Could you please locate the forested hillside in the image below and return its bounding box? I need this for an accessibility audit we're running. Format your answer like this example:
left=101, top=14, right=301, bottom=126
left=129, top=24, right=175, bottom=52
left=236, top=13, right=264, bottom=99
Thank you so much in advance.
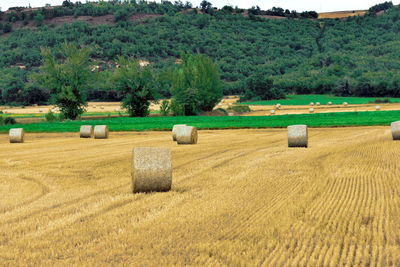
left=0, top=1, right=399, bottom=105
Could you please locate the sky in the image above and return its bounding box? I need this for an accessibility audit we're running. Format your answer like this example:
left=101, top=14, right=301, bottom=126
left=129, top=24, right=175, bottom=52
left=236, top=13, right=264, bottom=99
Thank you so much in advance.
left=1, top=0, right=399, bottom=13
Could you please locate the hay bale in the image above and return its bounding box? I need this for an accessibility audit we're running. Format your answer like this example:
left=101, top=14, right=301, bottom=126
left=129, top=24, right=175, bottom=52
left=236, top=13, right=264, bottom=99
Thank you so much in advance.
left=94, top=125, right=109, bottom=139
left=115, top=108, right=120, bottom=112
left=229, top=103, right=233, bottom=107
left=218, top=103, right=222, bottom=107
left=80, top=125, right=93, bottom=138
left=391, top=121, right=400, bottom=140
left=343, top=102, right=348, bottom=106
left=176, top=126, right=198, bottom=145
left=221, top=99, right=225, bottom=103
left=327, top=101, right=332, bottom=105
left=276, top=103, right=281, bottom=109
left=228, top=112, right=234, bottom=116
left=376, top=105, right=380, bottom=111
left=93, top=104, right=97, bottom=108
left=288, top=125, right=308, bottom=148
left=270, top=110, right=275, bottom=115
left=101, top=106, right=104, bottom=110
left=309, top=108, right=314, bottom=113
left=316, top=102, right=320, bottom=106
left=9, top=128, right=24, bottom=143
left=39, top=109, right=43, bottom=113
left=132, top=147, right=172, bottom=193
left=172, top=124, right=187, bottom=141
left=310, top=102, right=314, bottom=106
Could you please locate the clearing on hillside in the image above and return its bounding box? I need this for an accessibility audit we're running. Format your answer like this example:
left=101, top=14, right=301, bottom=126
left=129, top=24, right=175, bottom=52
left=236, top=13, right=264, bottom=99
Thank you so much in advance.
left=0, top=127, right=400, bottom=265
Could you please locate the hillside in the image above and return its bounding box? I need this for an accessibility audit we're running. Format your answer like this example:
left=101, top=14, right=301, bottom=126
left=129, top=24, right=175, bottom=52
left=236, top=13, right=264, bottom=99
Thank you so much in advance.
left=0, top=1, right=399, bottom=105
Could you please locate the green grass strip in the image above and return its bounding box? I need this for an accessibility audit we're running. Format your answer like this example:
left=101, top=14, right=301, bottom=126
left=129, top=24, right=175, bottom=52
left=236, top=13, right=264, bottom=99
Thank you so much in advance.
left=1, top=110, right=400, bottom=133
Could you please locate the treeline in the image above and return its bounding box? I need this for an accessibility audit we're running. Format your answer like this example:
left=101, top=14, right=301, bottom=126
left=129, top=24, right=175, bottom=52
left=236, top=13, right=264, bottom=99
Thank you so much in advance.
left=368, top=1, right=393, bottom=15
left=0, top=2, right=399, bottom=106
left=248, top=6, right=318, bottom=19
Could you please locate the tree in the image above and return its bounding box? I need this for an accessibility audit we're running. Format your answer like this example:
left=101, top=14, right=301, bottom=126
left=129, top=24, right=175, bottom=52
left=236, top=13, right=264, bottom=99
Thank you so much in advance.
left=112, top=56, right=155, bottom=117
left=171, top=53, right=222, bottom=115
left=33, top=13, right=45, bottom=27
left=241, top=70, right=285, bottom=101
left=37, top=42, right=92, bottom=120
left=200, top=0, right=212, bottom=14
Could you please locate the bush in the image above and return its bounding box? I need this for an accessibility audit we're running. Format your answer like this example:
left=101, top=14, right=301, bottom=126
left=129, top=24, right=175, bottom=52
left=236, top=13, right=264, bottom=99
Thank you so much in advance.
left=0, top=116, right=4, bottom=126
left=5, top=117, right=16, bottom=125
left=45, top=110, right=57, bottom=122
left=227, top=105, right=251, bottom=114
left=372, top=98, right=391, bottom=104
left=160, top=99, right=170, bottom=116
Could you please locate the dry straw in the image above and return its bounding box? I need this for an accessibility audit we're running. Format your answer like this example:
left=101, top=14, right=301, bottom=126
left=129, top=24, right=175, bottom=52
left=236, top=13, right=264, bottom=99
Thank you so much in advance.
left=288, top=125, right=308, bottom=147
left=94, top=125, right=109, bottom=139
left=132, top=147, right=172, bottom=193
left=9, top=128, right=24, bottom=143
left=391, top=121, right=400, bottom=140
left=80, top=125, right=93, bottom=138
left=176, top=126, right=198, bottom=144
left=172, top=124, right=187, bottom=141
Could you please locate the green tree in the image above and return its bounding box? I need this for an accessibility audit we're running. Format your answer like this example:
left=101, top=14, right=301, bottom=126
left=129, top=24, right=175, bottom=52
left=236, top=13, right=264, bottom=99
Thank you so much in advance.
left=33, top=13, right=45, bottom=27
left=171, top=53, right=222, bottom=115
left=37, top=42, right=92, bottom=120
left=241, top=70, right=285, bottom=101
left=112, top=56, right=155, bottom=117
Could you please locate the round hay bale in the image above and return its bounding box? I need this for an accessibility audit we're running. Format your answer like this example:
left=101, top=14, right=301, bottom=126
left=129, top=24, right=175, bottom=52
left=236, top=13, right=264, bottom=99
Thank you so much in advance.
left=172, top=124, right=187, bottom=141
left=93, top=104, right=97, bottom=108
left=229, top=103, right=233, bottom=107
left=228, top=112, right=234, bottom=116
left=288, top=125, right=308, bottom=148
left=276, top=103, right=281, bottom=109
left=343, top=102, right=348, bottom=106
left=221, top=99, right=225, bottom=103
left=94, top=125, right=109, bottom=139
left=309, top=108, right=314, bottom=113
left=270, top=110, right=275, bottom=115
left=80, top=125, right=93, bottom=138
left=310, top=102, right=314, bottom=106
left=100, top=106, right=104, bottom=110
left=132, top=147, right=172, bottom=193
left=376, top=105, right=380, bottom=111
left=176, top=126, right=198, bottom=145
left=218, top=103, right=222, bottom=107
left=316, top=102, right=320, bottom=106
left=327, top=101, right=332, bottom=105
left=391, top=121, right=400, bottom=140
left=115, top=108, right=120, bottom=112
left=39, top=109, right=43, bottom=113
left=9, top=128, right=24, bottom=143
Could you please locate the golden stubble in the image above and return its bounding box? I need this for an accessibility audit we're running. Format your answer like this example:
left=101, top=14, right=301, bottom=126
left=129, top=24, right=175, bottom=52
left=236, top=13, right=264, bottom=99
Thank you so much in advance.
left=0, top=127, right=399, bottom=265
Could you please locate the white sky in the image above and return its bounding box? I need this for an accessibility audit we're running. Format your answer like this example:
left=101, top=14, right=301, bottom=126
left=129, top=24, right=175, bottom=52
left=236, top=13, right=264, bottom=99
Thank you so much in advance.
left=0, top=0, right=399, bottom=12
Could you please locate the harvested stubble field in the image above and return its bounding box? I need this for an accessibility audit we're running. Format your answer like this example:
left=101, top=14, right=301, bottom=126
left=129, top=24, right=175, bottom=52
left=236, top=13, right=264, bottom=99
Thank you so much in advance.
left=1, top=127, right=400, bottom=265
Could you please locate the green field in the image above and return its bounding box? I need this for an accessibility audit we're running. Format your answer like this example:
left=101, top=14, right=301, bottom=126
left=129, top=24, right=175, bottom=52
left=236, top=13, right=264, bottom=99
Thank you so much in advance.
left=1, top=110, right=400, bottom=133
left=242, top=95, right=400, bottom=106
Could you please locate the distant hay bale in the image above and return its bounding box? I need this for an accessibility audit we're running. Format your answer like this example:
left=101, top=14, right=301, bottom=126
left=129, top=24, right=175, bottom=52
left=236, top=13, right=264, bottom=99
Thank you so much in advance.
left=228, top=112, right=234, bottom=116
left=93, top=104, right=97, bottom=108
left=288, top=125, right=308, bottom=148
left=309, top=108, right=314, bottom=113
left=172, top=124, right=187, bottom=141
left=80, top=125, right=93, bottom=138
left=9, top=128, right=24, bottom=143
left=101, top=106, right=104, bottom=110
left=276, top=103, right=281, bottom=109
left=310, top=102, right=314, bottom=106
left=132, top=147, right=172, bottom=193
left=229, top=103, right=233, bottom=107
left=218, top=103, right=222, bottom=107
left=176, top=126, right=198, bottom=145
left=115, top=108, right=120, bottom=112
left=94, top=125, right=109, bottom=139
left=343, top=102, right=348, bottom=106
left=221, top=99, right=225, bottom=103
left=270, top=110, right=275, bottom=115
left=327, top=101, right=332, bottom=105
left=316, top=102, right=320, bottom=106
left=39, top=109, right=43, bottom=113
left=376, top=105, right=380, bottom=110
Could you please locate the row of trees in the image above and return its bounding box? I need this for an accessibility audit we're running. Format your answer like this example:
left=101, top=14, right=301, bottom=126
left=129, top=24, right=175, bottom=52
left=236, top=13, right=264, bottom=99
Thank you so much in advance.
left=24, top=42, right=222, bottom=119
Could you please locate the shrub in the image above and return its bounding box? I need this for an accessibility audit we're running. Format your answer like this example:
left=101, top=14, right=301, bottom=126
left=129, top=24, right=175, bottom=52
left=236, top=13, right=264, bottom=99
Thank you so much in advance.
left=45, top=110, right=57, bottom=122
left=160, top=99, right=170, bottom=116
left=0, top=116, right=4, bottom=126
left=372, top=98, right=390, bottom=103
left=227, top=105, right=251, bottom=114
left=5, top=117, right=16, bottom=125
